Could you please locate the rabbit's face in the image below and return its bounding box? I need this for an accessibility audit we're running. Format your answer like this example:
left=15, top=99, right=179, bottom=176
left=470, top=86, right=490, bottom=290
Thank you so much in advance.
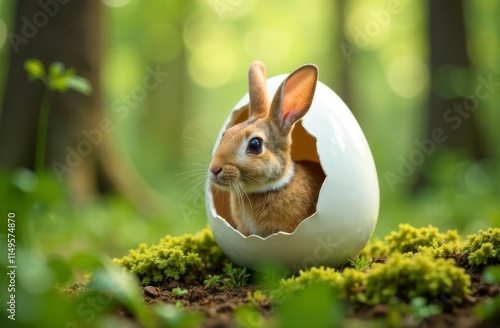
left=209, top=61, right=317, bottom=196
left=208, top=118, right=292, bottom=194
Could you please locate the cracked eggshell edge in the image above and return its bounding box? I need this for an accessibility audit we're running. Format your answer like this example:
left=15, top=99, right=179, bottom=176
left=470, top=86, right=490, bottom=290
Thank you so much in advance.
left=206, top=74, right=380, bottom=271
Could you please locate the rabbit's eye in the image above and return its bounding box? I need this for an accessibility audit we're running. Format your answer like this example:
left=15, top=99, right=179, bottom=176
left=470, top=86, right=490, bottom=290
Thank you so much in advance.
left=247, top=137, right=263, bottom=154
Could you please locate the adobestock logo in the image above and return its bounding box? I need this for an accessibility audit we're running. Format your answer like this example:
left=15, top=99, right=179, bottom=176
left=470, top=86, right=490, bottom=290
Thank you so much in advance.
left=51, top=120, right=116, bottom=182
left=8, top=0, right=71, bottom=53
left=385, top=70, right=500, bottom=192
left=385, top=130, right=448, bottom=192
left=110, top=66, right=168, bottom=120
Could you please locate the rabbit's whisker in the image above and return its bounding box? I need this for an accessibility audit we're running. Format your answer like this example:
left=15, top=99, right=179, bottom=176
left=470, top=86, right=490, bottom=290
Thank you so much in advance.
left=171, top=169, right=207, bottom=183
left=182, top=135, right=210, bottom=150
left=180, top=176, right=207, bottom=194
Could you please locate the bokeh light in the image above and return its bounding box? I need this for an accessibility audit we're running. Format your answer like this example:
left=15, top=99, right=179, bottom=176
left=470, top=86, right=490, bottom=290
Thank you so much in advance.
left=386, top=55, right=428, bottom=98
left=243, top=27, right=291, bottom=63
left=187, top=42, right=237, bottom=88
left=184, top=15, right=239, bottom=88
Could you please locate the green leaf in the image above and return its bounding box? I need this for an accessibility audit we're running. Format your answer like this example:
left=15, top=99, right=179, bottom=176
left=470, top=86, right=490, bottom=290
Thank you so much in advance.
left=409, top=296, right=441, bottom=319
left=48, top=75, right=69, bottom=92
left=11, top=167, right=38, bottom=193
left=67, top=75, right=93, bottom=95
left=24, top=59, right=46, bottom=80
left=82, top=252, right=157, bottom=328
left=275, top=283, right=346, bottom=328
left=484, top=266, right=500, bottom=284
left=62, top=67, right=76, bottom=78
left=154, top=303, right=204, bottom=328
left=475, top=296, right=500, bottom=320
left=234, top=305, right=264, bottom=328
left=47, top=64, right=76, bottom=92
left=69, top=250, right=108, bottom=271
left=46, top=255, right=73, bottom=285
left=172, top=287, right=188, bottom=297
left=49, top=61, right=65, bottom=78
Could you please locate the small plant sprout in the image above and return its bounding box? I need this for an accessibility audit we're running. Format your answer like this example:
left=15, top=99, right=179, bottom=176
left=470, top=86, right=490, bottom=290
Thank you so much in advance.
left=247, top=290, right=268, bottom=307
left=172, top=287, right=188, bottom=298
left=475, top=266, right=500, bottom=320
left=222, top=262, right=250, bottom=289
left=408, top=296, right=442, bottom=320
left=203, top=275, right=221, bottom=288
left=24, top=59, right=92, bottom=177
left=349, top=255, right=372, bottom=270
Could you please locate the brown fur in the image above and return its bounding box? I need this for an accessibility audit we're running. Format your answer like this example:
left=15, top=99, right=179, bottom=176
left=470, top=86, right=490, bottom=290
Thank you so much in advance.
left=230, top=160, right=324, bottom=237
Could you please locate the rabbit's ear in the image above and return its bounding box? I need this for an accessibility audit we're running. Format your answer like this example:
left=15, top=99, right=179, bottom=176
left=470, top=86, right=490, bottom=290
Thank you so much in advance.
left=270, top=64, right=318, bottom=133
left=248, top=61, right=269, bottom=118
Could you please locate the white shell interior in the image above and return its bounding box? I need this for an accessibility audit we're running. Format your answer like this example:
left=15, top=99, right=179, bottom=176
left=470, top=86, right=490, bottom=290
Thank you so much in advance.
left=206, top=74, right=380, bottom=271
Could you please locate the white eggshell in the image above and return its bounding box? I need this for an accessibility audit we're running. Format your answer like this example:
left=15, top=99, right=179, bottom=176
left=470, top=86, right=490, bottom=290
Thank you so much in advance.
left=206, top=73, right=379, bottom=271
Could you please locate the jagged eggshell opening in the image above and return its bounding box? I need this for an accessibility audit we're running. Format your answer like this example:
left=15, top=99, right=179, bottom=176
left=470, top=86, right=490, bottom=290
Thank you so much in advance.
left=206, top=74, right=379, bottom=271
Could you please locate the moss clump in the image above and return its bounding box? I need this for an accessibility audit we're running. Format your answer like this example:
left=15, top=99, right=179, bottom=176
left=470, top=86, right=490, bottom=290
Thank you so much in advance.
left=368, top=225, right=500, bottom=267
left=360, top=253, right=470, bottom=304
left=463, top=228, right=500, bottom=266
left=114, top=223, right=493, bottom=310
left=361, top=238, right=390, bottom=258
left=114, top=227, right=227, bottom=286
left=277, top=254, right=471, bottom=305
left=417, top=241, right=461, bottom=258
left=278, top=266, right=342, bottom=295
left=384, top=224, right=460, bottom=255
left=277, top=224, right=499, bottom=307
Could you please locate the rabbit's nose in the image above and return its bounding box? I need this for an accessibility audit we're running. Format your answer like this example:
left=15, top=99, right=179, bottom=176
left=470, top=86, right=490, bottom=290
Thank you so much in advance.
left=209, top=166, right=222, bottom=177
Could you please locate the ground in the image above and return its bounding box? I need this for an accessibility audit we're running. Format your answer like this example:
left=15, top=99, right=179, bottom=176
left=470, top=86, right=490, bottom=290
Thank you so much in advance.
left=116, top=256, right=500, bottom=328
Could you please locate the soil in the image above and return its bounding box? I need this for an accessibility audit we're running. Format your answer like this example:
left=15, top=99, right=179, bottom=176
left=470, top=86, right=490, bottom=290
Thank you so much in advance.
left=121, top=257, right=500, bottom=328
left=140, top=280, right=272, bottom=328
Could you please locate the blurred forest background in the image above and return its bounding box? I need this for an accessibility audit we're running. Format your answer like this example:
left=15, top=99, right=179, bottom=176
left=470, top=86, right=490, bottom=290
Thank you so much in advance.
left=0, top=0, right=499, bottom=326
left=0, top=0, right=499, bottom=265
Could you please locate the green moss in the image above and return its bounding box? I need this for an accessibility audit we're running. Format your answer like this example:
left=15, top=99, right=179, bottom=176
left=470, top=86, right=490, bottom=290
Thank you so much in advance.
left=113, top=227, right=227, bottom=286
left=384, top=224, right=460, bottom=255
left=361, top=238, right=390, bottom=258
left=277, top=254, right=470, bottom=305
left=463, top=228, right=500, bottom=266
left=338, top=268, right=366, bottom=301
left=362, top=224, right=460, bottom=259
left=361, top=253, right=470, bottom=304
left=278, top=224, right=488, bottom=306
left=278, top=266, right=342, bottom=295
left=417, top=241, right=461, bottom=258
left=114, top=223, right=494, bottom=309
left=361, top=225, right=500, bottom=268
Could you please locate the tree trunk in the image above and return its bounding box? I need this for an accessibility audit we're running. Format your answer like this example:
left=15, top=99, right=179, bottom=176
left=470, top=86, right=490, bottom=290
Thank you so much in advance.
left=414, top=0, right=488, bottom=190
left=0, top=0, right=161, bottom=211
left=335, top=0, right=356, bottom=117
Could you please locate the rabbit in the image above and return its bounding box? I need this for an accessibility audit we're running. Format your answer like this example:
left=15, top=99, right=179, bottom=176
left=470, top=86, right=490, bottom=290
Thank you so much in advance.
left=208, top=61, right=325, bottom=237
